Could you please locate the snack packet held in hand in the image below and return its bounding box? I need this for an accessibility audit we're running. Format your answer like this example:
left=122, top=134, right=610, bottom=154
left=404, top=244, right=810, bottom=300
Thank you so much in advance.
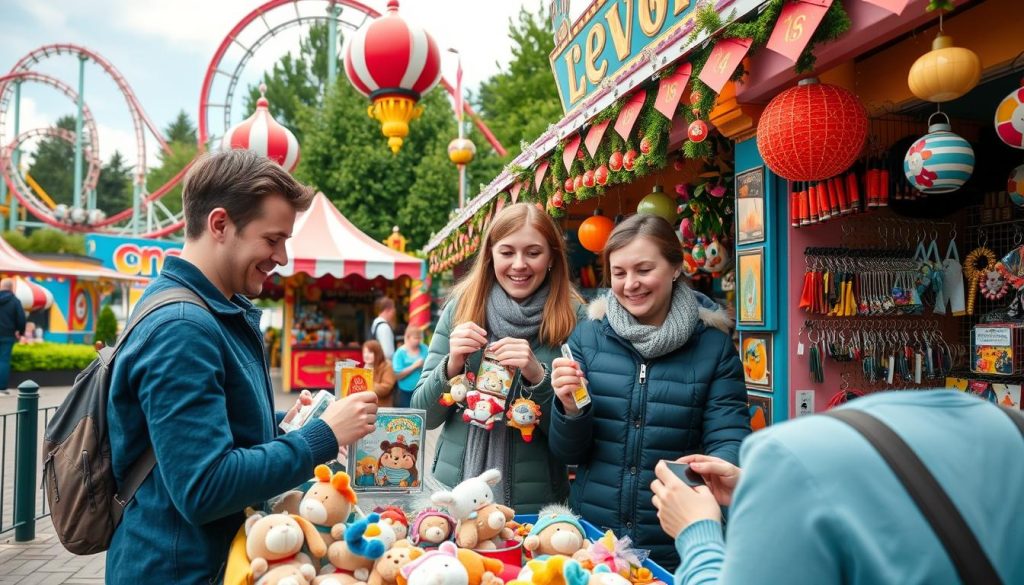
left=280, top=389, right=335, bottom=432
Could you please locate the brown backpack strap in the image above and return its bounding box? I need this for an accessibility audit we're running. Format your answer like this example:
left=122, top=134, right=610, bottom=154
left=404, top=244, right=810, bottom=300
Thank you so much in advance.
left=111, top=287, right=208, bottom=517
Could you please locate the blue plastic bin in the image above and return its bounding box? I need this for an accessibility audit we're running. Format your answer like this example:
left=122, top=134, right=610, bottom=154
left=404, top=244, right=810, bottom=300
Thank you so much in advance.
left=514, top=514, right=672, bottom=584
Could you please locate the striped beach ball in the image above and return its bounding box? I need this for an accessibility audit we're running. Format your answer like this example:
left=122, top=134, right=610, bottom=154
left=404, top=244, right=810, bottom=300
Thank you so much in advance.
left=904, top=113, right=974, bottom=194
left=222, top=84, right=300, bottom=172
left=1009, top=164, right=1024, bottom=207
left=995, top=86, right=1024, bottom=150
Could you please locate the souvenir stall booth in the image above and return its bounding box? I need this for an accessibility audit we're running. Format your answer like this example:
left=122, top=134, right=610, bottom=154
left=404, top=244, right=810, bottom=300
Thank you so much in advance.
left=271, top=192, right=425, bottom=393
left=0, top=234, right=141, bottom=343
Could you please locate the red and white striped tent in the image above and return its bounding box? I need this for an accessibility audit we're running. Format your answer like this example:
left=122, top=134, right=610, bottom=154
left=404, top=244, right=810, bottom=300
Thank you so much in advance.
left=275, top=192, right=424, bottom=280
left=0, top=234, right=140, bottom=282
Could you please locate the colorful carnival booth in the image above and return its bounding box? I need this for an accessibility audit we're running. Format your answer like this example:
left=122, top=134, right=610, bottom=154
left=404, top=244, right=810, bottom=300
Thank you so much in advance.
left=424, top=0, right=1023, bottom=427
left=0, top=234, right=142, bottom=343
left=271, top=192, right=428, bottom=392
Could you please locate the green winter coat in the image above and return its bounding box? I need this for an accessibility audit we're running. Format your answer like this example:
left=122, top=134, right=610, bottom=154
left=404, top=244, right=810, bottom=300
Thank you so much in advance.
left=411, top=297, right=586, bottom=513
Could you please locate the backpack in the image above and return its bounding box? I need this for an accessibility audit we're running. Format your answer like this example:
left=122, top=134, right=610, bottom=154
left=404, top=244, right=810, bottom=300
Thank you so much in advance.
left=41, top=287, right=206, bottom=554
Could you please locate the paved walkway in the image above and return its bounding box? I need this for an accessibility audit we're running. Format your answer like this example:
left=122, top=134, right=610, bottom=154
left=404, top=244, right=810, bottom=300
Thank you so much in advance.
left=0, top=369, right=435, bottom=583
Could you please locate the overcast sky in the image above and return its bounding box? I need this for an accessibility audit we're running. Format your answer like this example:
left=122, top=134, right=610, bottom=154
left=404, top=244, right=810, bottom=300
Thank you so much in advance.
left=1, top=0, right=586, bottom=174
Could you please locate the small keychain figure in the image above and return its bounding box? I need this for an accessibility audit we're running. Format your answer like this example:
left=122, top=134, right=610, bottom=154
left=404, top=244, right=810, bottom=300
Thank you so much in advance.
left=506, top=396, right=542, bottom=442
left=439, top=372, right=473, bottom=407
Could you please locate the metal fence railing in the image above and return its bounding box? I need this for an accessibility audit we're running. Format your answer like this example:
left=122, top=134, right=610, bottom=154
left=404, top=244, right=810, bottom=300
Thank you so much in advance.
left=0, top=381, right=54, bottom=541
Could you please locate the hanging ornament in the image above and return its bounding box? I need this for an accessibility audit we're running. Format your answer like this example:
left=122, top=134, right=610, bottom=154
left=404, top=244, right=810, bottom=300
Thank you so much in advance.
left=681, top=246, right=700, bottom=277
left=963, top=246, right=998, bottom=315
left=578, top=210, right=615, bottom=253
left=907, top=33, right=981, bottom=103
left=583, top=169, right=596, bottom=188
left=690, top=90, right=702, bottom=116
left=691, top=237, right=707, bottom=267
left=564, top=177, right=576, bottom=193
left=688, top=120, right=709, bottom=143
left=903, top=112, right=975, bottom=195
left=701, top=237, right=732, bottom=275
left=994, top=85, right=1024, bottom=150
left=637, top=185, right=678, bottom=224
left=680, top=217, right=695, bottom=241
left=448, top=138, right=476, bottom=165
left=980, top=268, right=1009, bottom=301
left=574, top=176, right=584, bottom=192
left=1008, top=163, right=1024, bottom=206
left=609, top=151, right=624, bottom=171
left=595, top=164, right=609, bottom=186
left=640, top=136, right=653, bottom=154
left=757, top=78, right=868, bottom=181
left=223, top=84, right=301, bottom=172
left=551, top=190, right=564, bottom=208
left=623, top=149, right=638, bottom=171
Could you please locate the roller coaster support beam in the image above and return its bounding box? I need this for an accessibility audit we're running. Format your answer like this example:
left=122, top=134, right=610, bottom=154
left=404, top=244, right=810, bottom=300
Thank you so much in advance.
left=7, top=81, right=22, bottom=231
left=327, top=2, right=340, bottom=89
left=73, top=55, right=87, bottom=210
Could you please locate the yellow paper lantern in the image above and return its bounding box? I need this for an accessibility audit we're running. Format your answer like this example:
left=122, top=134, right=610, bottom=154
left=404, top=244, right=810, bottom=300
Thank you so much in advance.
left=448, top=137, right=476, bottom=165
left=907, top=33, right=981, bottom=103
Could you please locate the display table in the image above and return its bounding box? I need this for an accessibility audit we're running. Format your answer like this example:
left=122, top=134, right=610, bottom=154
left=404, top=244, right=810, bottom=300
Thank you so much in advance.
left=289, top=346, right=363, bottom=390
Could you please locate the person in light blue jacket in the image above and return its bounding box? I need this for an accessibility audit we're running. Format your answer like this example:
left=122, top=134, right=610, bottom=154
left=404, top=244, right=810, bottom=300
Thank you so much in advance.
left=650, top=390, right=1024, bottom=585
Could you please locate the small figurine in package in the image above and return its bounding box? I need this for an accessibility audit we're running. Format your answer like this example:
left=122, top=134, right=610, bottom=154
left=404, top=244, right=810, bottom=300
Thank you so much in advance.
left=476, top=352, right=515, bottom=398
left=348, top=408, right=427, bottom=493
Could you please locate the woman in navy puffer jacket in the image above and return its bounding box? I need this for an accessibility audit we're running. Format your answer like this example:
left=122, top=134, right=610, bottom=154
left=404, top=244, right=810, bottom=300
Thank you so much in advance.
left=549, top=214, right=751, bottom=571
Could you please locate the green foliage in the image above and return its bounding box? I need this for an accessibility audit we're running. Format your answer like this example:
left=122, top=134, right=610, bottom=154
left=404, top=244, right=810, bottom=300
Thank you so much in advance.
left=95, top=305, right=118, bottom=347
left=26, top=115, right=77, bottom=203
left=96, top=150, right=134, bottom=216
left=164, top=110, right=198, bottom=144
left=11, top=343, right=97, bottom=372
left=3, top=228, right=84, bottom=254
left=145, top=141, right=197, bottom=217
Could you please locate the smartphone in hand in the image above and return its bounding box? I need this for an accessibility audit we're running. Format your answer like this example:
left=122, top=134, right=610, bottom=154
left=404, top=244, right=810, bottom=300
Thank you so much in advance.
left=664, top=461, right=706, bottom=488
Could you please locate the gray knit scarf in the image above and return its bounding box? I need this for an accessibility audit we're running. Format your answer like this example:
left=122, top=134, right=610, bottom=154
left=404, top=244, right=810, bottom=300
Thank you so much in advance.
left=462, top=280, right=549, bottom=504
left=605, top=282, right=700, bottom=359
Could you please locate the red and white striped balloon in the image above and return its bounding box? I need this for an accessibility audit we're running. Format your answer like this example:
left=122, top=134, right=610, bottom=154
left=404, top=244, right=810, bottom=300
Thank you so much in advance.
left=343, top=0, right=441, bottom=100
left=222, top=84, right=300, bottom=172
left=13, top=277, right=53, bottom=312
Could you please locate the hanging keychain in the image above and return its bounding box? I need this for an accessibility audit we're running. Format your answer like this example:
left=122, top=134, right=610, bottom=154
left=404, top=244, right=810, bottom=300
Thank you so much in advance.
left=506, top=390, right=542, bottom=443
left=808, top=327, right=824, bottom=384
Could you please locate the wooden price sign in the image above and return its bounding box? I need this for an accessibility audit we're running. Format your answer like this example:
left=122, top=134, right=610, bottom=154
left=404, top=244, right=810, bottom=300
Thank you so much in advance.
left=765, top=0, right=833, bottom=63
left=654, top=63, right=692, bottom=120
left=697, top=38, right=752, bottom=94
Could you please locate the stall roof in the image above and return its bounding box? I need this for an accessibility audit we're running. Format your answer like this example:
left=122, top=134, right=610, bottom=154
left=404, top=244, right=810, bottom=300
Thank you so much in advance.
left=1, top=235, right=141, bottom=281
left=275, top=192, right=424, bottom=281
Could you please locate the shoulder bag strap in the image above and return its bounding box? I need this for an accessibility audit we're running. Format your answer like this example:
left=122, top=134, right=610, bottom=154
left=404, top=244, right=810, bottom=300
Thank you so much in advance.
left=825, top=409, right=1003, bottom=585
left=112, top=287, right=209, bottom=524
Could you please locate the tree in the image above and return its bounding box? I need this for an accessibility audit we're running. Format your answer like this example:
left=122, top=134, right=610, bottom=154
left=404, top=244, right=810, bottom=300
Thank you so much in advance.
left=475, top=6, right=563, bottom=161
left=164, top=110, right=197, bottom=144
left=95, top=150, right=134, bottom=216
left=95, top=305, right=118, bottom=346
left=26, top=115, right=77, bottom=205
left=144, top=112, right=199, bottom=216
left=2, top=228, right=85, bottom=255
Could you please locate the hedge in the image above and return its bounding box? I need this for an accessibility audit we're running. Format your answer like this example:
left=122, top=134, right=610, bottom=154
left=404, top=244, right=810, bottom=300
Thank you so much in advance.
left=11, top=343, right=97, bottom=372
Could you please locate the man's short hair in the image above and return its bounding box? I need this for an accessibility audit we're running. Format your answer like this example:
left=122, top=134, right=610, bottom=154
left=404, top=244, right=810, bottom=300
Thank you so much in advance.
left=376, top=297, right=395, bottom=314
left=0, top=278, right=13, bottom=291
left=182, top=150, right=315, bottom=240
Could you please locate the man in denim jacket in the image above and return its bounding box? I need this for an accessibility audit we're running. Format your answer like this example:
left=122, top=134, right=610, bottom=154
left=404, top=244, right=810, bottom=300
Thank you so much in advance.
left=107, top=150, right=379, bottom=583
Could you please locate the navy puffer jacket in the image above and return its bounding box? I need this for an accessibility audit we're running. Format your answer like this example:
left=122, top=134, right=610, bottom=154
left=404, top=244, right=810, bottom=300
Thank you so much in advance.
left=548, top=292, right=751, bottom=571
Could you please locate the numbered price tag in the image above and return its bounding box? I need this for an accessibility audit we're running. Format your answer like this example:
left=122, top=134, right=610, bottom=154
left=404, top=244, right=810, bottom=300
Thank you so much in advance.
left=766, top=0, right=833, bottom=63
left=654, top=64, right=691, bottom=120
left=697, top=38, right=752, bottom=94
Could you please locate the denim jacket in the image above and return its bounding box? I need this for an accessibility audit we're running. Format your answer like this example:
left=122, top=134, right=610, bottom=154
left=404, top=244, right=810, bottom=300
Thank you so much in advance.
left=107, top=256, right=338, bottom=583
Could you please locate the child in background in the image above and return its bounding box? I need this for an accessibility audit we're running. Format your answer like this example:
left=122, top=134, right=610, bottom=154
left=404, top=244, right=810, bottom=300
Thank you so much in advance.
left=392, top=326, right=427, bottom=408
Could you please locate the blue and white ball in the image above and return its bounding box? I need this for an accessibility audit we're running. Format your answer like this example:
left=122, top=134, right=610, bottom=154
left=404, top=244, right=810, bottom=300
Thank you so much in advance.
left=903, top=120, right=974, bottom=195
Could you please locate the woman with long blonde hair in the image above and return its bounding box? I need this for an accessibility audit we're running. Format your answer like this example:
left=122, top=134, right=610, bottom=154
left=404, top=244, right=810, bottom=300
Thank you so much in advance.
left=412, top=203, right=584, bottom=511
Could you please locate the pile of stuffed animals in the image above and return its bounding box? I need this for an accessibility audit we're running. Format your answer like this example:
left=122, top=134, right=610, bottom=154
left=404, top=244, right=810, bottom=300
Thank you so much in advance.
left=226, top=468, right=667, bottom=585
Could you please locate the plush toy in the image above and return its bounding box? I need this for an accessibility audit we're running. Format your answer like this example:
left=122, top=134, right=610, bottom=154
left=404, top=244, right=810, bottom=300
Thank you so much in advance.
left=573, top=531, right=647, bottom=578
left=410, top=509, right=457, bottom=547
left=440, top=374, right=473, bottom=407
left=563, top=561, right=632, bottom=585
left=430, top=469, right=515, bottom=550
left=260, top=563, right=318, bottom=585
left=455, top=547, right=506, bottom=585
left=516, top=556, right=568, bottom=585
left=505, top=398, right=542, bottom=442
left=355, top=457, right=380, bottom=487
left=377, top=439, right=421, bottom=488
left=275, top=465, right=358, bottom=548
left=462, top=391, right=504, bottom=430
left=523, top=504, right=587, bottom=558
left=245, top=513, right=327, bottom=584
left=315, top=513, right=388, bottom=584
left=375, top=506, right=410, bottom=541
left=368, top=540, right=424, bottom=585
left=400, top=542, right=469, bottom=585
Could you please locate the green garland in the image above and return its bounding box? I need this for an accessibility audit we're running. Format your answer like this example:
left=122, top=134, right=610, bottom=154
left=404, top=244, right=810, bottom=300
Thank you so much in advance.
left=431, top=0, right=853, bottom=269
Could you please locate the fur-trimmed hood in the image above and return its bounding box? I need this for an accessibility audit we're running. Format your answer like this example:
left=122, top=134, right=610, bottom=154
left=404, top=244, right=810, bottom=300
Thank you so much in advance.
left=586, top=290, right=734, bottom=335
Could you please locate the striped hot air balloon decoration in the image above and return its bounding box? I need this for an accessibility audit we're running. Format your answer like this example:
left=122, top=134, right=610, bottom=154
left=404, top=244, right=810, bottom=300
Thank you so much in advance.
left=13, top=277, right=54, bottom=312
left=222, top=84, right=300, bottom=172
left=903, top=113, right=974, bottom=195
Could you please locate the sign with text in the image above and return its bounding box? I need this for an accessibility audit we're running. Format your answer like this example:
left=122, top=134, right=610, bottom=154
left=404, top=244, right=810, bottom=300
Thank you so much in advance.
left=614, top=90, right=647, bottom=141
left=697, top=37, right=752, bottom=94
left=585, top=119, right=611, bottom=157
left=85, top=234, right=182, bottom=278
left=550, top=0, right=761, bottom=113
left=654, top=63, right=691, bottom=119
left=765, top=0, right=832, bottom=63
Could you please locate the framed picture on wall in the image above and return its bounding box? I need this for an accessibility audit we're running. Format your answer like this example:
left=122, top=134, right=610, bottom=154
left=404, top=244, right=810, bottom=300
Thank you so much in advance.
left=747, top=393, right=772, bottom=432
left=736, top=166, right=765, bottom=245
left=740, top=332, right=772, bottom=391
left=737, top=247, right=766, bottom=327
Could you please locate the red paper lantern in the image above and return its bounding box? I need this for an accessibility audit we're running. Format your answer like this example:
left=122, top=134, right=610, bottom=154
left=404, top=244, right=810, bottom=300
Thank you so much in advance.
left=564, top=177, right=576, bottom=193
left=623, top=149, right=638, bottom=171
left=757, top=78, right=868, bottom=181
left=609, top=151, right=624, bottom=171
left=578, top=211, right=615, bottom=253
left=595, top=164, right=609, bottom=186
left=640, top=136, right=652, bottom=154
left=688, top=120, right=709, bottom=143
left=552, top=190, right=564, bottom=208
left=583, top=170, right=595, bottom=188
left=574, top=176, right=584, bottom=191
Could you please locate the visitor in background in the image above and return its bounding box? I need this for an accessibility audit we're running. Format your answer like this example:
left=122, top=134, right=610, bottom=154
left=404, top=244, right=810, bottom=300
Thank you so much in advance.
left=0, top=277, right=27, bottom=390
left=392, top=325, right=427, bottom=408
left=363, top=339, right=397, bottom=407
left=412, top=203, right=586, bottom=512
left=372, top=296, right=397, bottom=359
left=549, top=214, right=750, bottom=571
left=651, top=390, right=1024, bottom=584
